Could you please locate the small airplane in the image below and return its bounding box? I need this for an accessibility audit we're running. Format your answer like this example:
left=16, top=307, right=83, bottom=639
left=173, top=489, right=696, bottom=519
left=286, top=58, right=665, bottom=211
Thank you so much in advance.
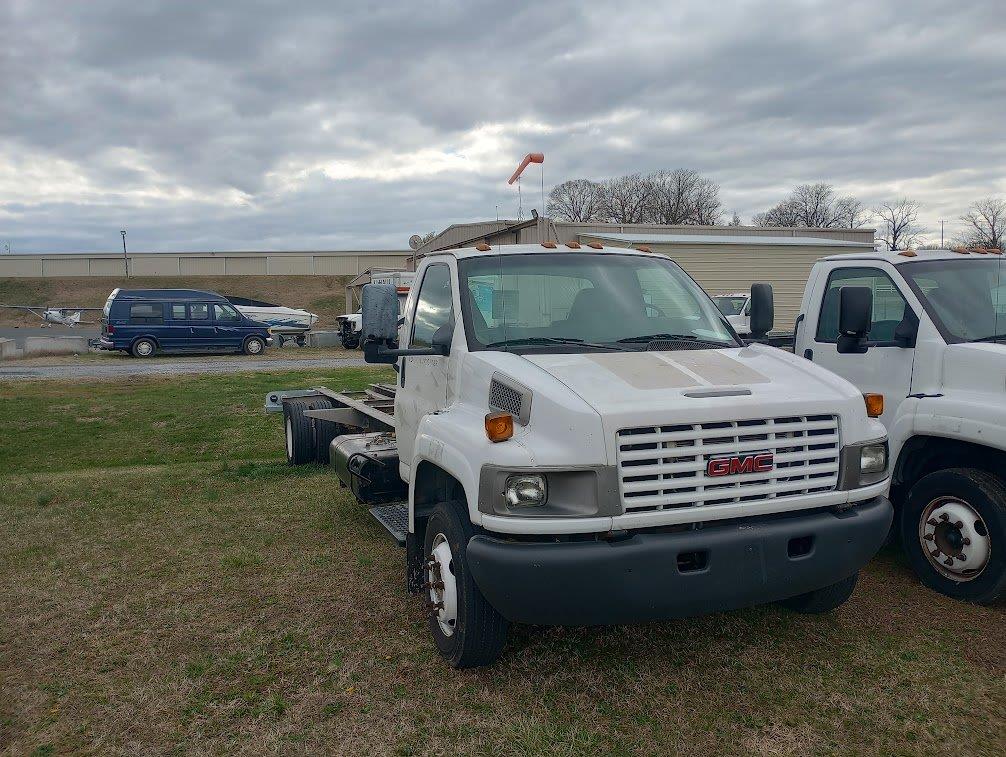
left=0, top=304, right=103, bottom=327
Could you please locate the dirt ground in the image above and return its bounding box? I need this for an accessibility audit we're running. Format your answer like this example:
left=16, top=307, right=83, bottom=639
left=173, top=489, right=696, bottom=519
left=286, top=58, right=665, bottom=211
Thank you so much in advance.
left=0, top=275, right=354, bottom=328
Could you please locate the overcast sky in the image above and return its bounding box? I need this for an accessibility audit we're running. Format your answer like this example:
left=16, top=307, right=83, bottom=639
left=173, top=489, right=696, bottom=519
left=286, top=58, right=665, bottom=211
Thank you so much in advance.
left=1, top=0, right=1004, bottom=253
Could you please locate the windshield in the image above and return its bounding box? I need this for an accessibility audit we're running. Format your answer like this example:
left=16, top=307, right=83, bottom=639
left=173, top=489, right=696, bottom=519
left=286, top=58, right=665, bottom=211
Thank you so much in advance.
left=713, top=296, right=747, bottom=316
left=458, top=253, right=738, bottom=352
left=901, top=258, right=1006, bottom=343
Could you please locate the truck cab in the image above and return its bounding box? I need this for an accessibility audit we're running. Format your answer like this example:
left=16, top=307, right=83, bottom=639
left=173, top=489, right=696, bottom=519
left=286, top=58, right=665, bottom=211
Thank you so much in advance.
left=794, top=249, right=1006, bottom=603
left=361, top=244, right=894, bottom=666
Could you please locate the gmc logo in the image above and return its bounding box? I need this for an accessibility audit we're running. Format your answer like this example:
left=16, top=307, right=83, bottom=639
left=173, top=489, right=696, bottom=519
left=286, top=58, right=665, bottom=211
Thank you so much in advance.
left=707, top=453, right=774, bottom=477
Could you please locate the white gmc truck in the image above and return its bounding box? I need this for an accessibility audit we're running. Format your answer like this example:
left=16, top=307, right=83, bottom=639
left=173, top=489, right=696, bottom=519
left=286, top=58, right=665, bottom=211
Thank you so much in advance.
left=792, top=248, right=1006, bottom=604
left=267, top=243, right=893, bottom=668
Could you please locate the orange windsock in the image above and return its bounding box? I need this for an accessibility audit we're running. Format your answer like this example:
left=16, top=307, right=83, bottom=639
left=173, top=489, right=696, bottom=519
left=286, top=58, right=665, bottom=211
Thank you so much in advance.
left=508, top=153, right=544, bottom=184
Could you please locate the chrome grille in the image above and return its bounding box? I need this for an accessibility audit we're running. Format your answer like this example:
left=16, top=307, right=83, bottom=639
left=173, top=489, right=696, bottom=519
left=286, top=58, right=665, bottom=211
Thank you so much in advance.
left=616, top=415, right=840, bottom=513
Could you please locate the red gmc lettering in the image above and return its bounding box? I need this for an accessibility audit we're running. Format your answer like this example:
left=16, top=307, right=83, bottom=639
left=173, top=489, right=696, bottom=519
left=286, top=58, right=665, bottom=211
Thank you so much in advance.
left=707, top=453, right=774, bottom=477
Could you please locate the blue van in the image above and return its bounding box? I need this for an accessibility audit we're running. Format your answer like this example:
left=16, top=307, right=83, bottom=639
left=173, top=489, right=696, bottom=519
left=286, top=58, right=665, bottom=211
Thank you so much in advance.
left=97, top=288, right=274, bottom=357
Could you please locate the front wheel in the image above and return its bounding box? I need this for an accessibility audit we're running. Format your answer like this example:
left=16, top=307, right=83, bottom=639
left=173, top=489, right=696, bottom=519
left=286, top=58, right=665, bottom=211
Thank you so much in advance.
left=778, top=572, right=858, bottom=613
left=423, top=500, right=508, bottom=668
left=243, top=336, right=266, bottom=355
left=900, top=468, right=1006, bottom=604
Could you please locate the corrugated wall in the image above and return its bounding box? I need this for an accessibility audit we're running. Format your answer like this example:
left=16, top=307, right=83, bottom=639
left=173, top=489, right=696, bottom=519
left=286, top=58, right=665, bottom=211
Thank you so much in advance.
left=0, top=251, right=412, bottom=278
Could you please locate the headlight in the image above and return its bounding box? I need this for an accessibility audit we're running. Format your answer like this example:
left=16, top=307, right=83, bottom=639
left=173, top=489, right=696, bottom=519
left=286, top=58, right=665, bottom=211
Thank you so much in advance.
left=504, top=474, right=548, bottom=507
left=860, top=443, right=887, bottom=474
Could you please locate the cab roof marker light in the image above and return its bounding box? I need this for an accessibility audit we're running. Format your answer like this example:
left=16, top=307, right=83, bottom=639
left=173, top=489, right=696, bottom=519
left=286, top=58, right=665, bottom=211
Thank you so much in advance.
left=586, top=242, right=604, bottom=249
left=898, top=249, right=918, bottom=257
left=565, top=241, right=581, bottom=249
left=541, top=241, right=557, bottom=249
left=475, top=242, right=491, bottom=252
left=635, top=245, right=652, bottom=253
left=952, top=247, right=969, bottom=254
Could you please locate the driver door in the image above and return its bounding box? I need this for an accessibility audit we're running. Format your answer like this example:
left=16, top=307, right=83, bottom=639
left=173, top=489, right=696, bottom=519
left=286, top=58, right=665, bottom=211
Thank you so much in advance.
left=395, top=263, right=454, bottom=478
left=802, top=263, right=917, bottom=429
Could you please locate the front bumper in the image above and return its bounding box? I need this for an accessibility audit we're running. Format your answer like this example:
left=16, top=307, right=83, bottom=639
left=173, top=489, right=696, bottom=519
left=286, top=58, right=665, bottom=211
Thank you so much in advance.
left=467, top=496, right=892, bottom=625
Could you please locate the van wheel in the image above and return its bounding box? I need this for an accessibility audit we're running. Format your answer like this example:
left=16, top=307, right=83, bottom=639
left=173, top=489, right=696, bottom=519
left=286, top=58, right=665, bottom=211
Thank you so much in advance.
left=131, top=338, right=156, bottom=358
left=423, top=499, right=508, bottom=668
left=900, top=468, right=1006, bottom=604
left=243, top=336, right=266, bottom=355
left=779, top=572, right=858, bottom=613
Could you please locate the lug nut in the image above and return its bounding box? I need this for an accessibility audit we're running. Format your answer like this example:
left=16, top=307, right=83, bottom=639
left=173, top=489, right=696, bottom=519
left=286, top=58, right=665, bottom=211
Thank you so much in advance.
left=940, top=513, right=950, bottom=521
left=924, top=533, right=935, bottom=541
left=954, top=520, right=963, bottom=528
left=944, top=557, right=954, bottom=566
left=963, top=537, right=971, bottom=546
left=927, top=518, right=939, bottom=527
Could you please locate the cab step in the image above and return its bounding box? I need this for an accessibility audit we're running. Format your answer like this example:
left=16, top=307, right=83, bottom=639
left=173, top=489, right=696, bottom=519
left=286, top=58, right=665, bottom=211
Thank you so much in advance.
left=369, top=503, right=408, bottom=547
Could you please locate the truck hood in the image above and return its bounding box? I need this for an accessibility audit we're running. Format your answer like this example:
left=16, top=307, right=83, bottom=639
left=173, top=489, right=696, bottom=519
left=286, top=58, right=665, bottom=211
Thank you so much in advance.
left=522, top=345, right=863, bottom=446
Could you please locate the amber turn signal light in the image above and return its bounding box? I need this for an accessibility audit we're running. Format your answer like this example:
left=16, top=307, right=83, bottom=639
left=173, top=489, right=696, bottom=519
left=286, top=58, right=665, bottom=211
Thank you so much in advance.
left=485, top=412, right=514, bottom=442
left=864, top=393, right=884, bottom=418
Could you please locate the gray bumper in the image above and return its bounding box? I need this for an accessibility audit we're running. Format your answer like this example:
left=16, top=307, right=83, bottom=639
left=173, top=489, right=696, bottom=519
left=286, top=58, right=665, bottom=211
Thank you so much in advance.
left=467, top=497, right=893, bottom=625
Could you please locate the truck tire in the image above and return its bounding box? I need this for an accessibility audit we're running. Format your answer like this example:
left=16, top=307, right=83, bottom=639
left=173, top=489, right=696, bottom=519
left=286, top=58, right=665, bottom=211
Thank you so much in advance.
left=130, top=337, right=156, bottom=358
left=314, top=415, right=346, bottom=465
left=283, top=397, right=331, bottom=465
left=423, top=499, right=508, bottom=668
left=243, top=335, right=266, bottom=355
left=778, top=573, right=858, bottom=614
left=341, top=335, right=360, bottom=350
left=899, top=468, right=1006, bottom=604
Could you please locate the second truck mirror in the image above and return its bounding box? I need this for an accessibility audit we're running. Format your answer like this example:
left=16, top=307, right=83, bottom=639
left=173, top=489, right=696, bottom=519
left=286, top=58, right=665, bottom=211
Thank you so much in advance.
left=837, top=286, right=872, bottom=354
left=748, top=283, right=774, bottom=338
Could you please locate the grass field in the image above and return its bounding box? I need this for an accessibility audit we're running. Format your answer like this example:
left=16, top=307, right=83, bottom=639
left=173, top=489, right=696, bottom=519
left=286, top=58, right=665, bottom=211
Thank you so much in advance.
left=0, top=275, right=353, bottom=328
left=1, top=369, right=1004, bottom=755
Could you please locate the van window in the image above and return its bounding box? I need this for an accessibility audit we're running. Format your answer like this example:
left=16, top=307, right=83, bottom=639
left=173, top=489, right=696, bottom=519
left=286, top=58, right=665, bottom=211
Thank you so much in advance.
left=129, top=303, right=163, bottom=325
left=189, top=303, right=209, bottom=320
left=170, top=304, right=187, bottom=320
left=213, top=304, right=241, bottom=322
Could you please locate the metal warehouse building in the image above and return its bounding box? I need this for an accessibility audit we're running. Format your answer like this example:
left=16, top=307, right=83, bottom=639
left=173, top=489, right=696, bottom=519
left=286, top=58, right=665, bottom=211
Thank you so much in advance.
left=415, top=219, right=876, bottom=328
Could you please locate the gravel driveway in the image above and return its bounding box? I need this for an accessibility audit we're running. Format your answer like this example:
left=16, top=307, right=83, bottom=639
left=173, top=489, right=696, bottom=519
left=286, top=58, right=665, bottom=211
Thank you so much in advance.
left=0, top=356, right=367, bottom=380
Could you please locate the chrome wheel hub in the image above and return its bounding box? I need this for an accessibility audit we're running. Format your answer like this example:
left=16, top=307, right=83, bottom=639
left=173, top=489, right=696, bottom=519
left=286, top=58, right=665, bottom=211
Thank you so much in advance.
left=426, top=533, right=458, bottom=636
left=920, top=497, right=991, bottom=581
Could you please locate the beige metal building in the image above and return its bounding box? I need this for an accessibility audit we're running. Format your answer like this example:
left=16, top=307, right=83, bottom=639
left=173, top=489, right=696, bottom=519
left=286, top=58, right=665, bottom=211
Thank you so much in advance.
left=0, top=249, right=411, bottom=278
left=416, top=219, right=876, bottom=328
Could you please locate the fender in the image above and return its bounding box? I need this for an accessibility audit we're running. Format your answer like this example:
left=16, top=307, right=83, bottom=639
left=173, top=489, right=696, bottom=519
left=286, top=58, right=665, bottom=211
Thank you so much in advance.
left=913, top=395, right=1006, bottom=453
left=408, top=403, right=534, bottom=531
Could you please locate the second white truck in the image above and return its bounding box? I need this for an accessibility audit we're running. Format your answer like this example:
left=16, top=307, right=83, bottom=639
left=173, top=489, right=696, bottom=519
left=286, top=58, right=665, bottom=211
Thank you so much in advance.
left=269, top=243, right=893, bottom=667
left=792, top=248, right=1006, bottom=604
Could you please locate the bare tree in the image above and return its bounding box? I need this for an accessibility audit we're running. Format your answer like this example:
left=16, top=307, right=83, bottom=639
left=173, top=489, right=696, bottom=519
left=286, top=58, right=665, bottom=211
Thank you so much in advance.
left=834, top=196, right=867, bottom=229
left=547, top=179, right=605, bottom=222
left=753, top=183, right=865, bottom=228
left=874, top=198, right=922, bottom=251
left=599, top=174, right=652, bottom=224
left=727, top=211, right=743, bottom=227
left=645, top=169, right=722, bottom=225
left=960, top=197, right=1006, bottom=250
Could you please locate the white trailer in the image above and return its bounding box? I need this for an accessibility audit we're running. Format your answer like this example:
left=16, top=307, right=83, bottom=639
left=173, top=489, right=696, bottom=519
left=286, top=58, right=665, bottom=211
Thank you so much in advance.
left=268, top=243, right=892, bottom=668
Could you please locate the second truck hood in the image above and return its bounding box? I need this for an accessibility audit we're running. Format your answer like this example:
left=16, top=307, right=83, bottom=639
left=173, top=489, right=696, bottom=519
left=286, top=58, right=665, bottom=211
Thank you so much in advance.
left=522, top=345, right=857, bottom=425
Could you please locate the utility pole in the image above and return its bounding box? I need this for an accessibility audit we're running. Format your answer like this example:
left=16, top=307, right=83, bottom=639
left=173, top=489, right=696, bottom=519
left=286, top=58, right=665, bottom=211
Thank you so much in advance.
left=940, top=220, right=944, bottom=248
left=120, top=229, right=129, bottom=278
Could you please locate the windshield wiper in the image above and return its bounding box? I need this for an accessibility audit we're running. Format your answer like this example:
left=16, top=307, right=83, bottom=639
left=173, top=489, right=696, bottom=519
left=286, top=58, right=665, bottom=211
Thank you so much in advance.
left=970, top=334, right=1006, bottom=343
left=616, top=333, right=732, bottom=347
left=485, top=336, right=625, bottom=351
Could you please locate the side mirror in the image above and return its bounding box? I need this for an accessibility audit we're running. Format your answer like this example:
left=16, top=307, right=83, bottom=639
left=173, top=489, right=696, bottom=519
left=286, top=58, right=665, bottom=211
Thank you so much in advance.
left=431, top=321, right=453, bottom=356
left=361, top=282, right=450, bottom=364
left=836, top=286, right=872, bottom=354
left=748, top=283, right=774, bottom=338
left=894, top=308, right=919, bottom=348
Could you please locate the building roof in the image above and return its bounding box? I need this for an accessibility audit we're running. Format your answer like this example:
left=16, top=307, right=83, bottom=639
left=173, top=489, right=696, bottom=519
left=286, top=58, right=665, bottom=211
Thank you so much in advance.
left=581, top=232, right=875, bottom=248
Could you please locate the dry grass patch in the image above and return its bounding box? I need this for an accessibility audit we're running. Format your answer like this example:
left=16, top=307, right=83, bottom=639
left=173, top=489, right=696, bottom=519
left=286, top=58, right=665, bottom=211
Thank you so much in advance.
left=0, top=369, right=1004, bottom=755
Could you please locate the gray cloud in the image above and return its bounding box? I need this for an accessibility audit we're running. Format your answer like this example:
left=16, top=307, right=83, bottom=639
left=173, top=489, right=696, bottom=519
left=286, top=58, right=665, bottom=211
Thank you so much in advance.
left=1, top=0, right=1004, bottom=252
